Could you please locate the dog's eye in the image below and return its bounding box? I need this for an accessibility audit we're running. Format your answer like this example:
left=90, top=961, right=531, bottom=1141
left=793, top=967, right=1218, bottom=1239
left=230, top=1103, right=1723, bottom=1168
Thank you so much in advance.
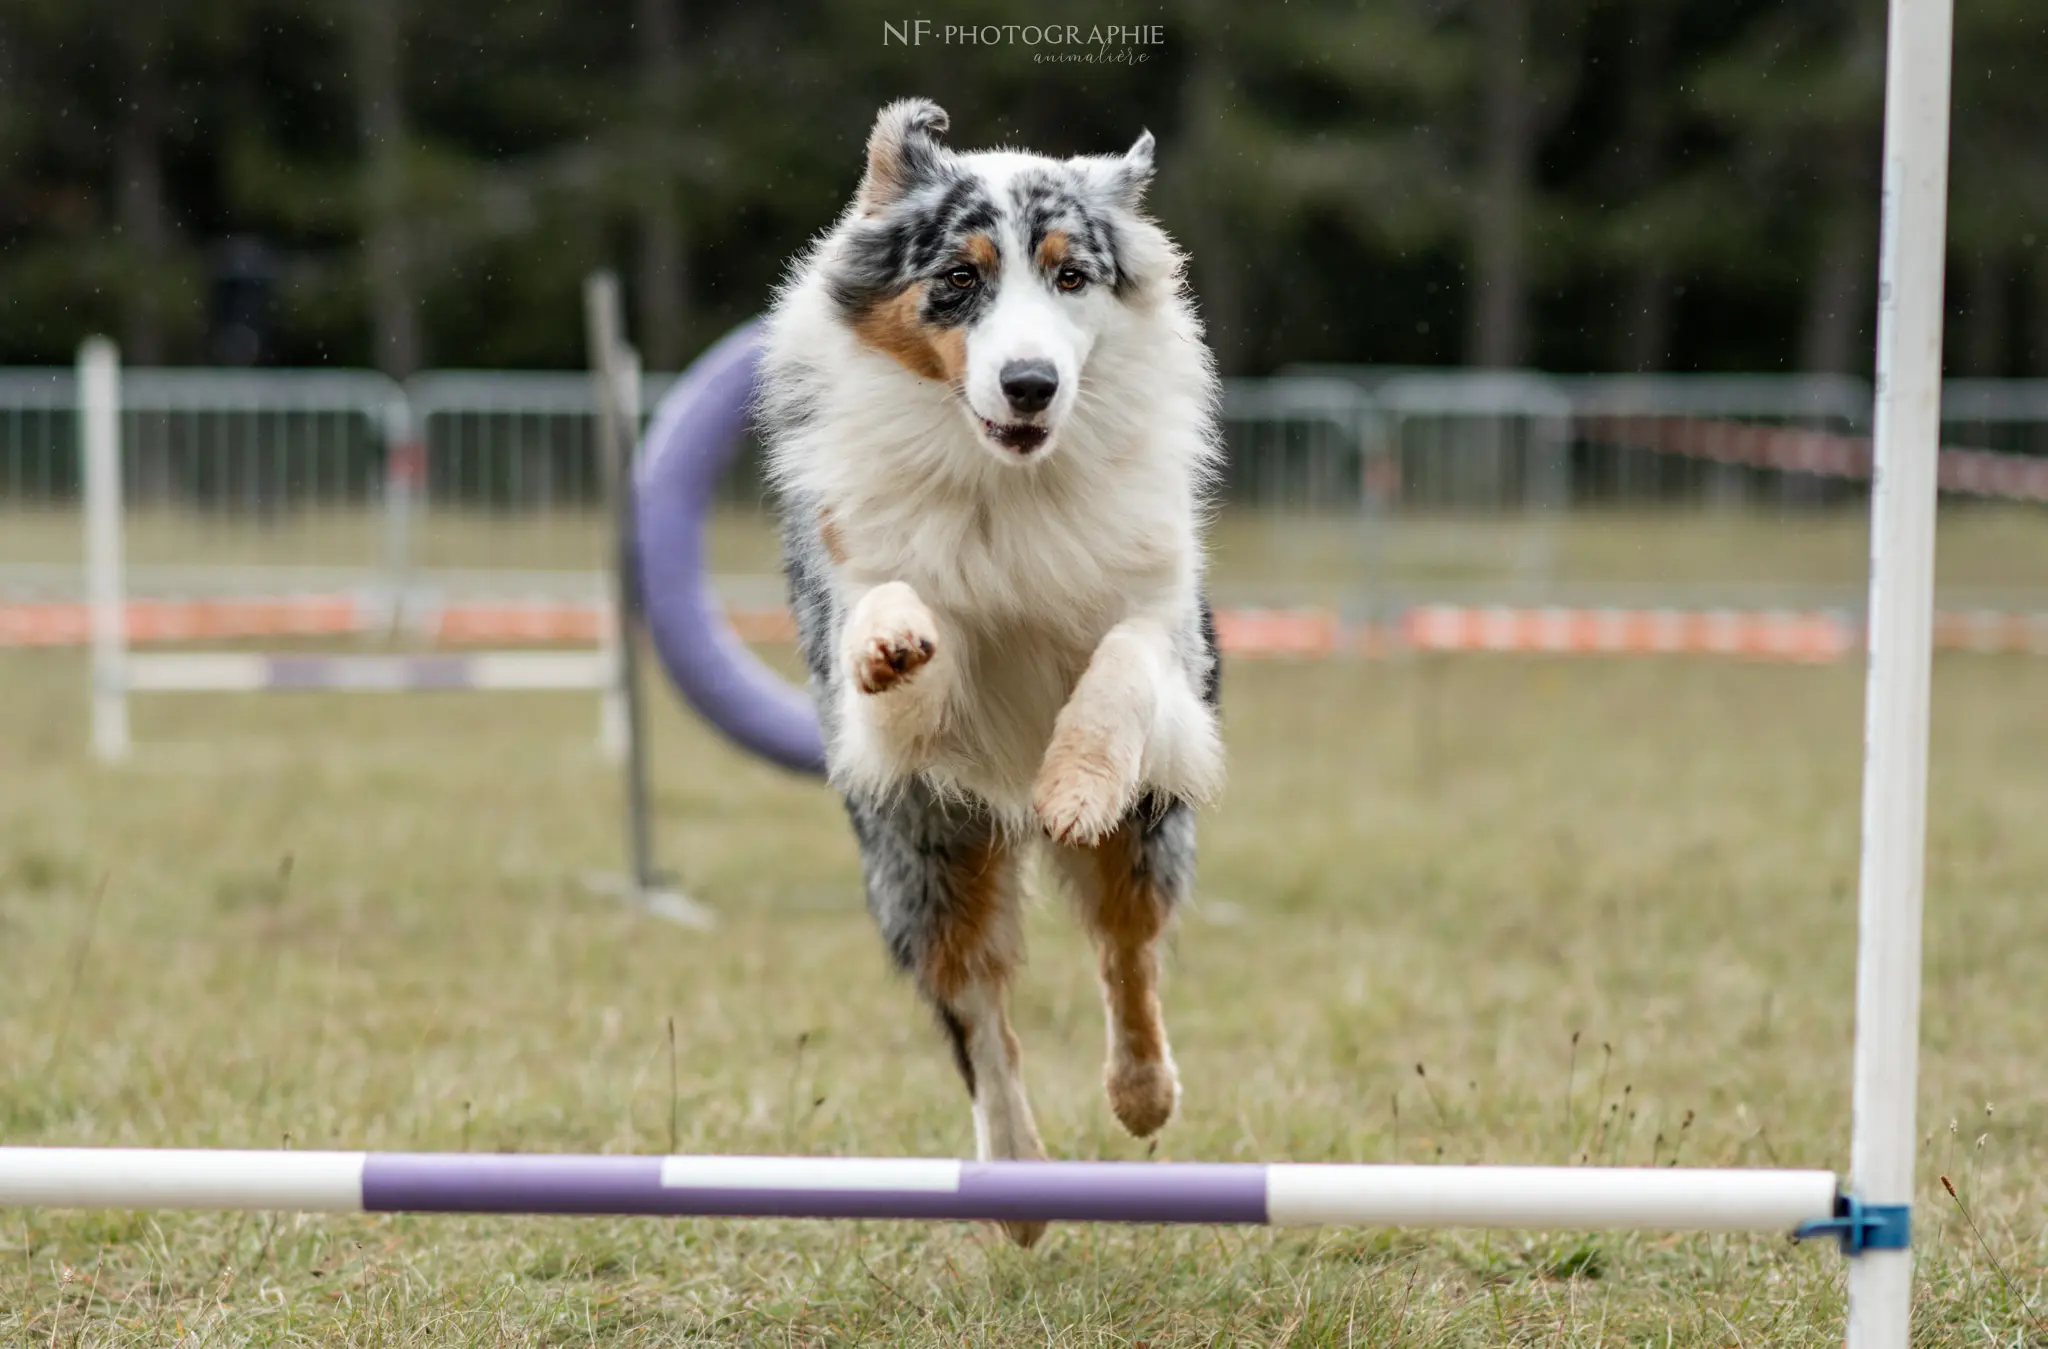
left=946, top=267, right=979, bottom=291
left=1055, top=267, right=1088, bottom=293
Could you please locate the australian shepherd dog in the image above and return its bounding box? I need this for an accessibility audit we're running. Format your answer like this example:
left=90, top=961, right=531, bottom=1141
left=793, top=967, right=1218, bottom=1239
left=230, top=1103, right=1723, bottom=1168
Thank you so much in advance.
left=759, top=99, right=1222, bottom=1246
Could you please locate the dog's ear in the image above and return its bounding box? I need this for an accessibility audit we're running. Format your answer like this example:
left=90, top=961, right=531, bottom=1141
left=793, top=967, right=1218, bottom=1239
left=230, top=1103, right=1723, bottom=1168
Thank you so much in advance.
left=856, top=99, right=950, bottom=215
left=1113, top=130, right=1156, bottom=208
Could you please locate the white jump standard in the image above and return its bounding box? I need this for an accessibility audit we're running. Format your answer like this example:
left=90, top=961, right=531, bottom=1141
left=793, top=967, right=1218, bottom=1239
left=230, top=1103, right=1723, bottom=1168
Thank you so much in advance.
left=76, top=338, right=626, bottom=763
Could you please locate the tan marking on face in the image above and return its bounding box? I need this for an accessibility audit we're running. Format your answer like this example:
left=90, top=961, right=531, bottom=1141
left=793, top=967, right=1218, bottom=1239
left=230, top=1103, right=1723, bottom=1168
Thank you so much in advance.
left=851, top=287, right=959, bottom=384
left=858, top=233, right=991, bottom=387
left=931, top=326, right=967, bottom=386
left=818, top=508, right=848, bottom=564
left=917, top=833, right=1021, bottom=1003
left=1036, top=229, right=1072, bottom=271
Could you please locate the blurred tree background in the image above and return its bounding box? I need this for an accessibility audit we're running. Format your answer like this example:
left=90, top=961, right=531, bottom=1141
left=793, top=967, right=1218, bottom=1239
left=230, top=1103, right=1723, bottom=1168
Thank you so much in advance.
left=0, top=0, right=2041, bottom=376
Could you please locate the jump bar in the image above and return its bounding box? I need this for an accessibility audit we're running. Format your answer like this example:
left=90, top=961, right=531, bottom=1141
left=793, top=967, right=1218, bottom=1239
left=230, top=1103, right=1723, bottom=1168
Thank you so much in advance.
left=0, top=1151, right=1838, bottom=1232
left=124, top=652, right=612, bottom=693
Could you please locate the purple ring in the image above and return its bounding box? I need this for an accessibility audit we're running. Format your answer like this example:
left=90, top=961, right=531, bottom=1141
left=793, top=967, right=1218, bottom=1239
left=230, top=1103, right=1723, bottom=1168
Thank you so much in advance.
left=634, top=321, right=826, bottom=774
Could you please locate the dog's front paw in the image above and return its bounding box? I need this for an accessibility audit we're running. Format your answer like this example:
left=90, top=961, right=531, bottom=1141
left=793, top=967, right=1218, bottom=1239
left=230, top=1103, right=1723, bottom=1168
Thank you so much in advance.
left=853, top=628, right=934, bottom=694
left=1033, top=733, right=1139, bottom=847
left=844, top=583, right=938, bottom=695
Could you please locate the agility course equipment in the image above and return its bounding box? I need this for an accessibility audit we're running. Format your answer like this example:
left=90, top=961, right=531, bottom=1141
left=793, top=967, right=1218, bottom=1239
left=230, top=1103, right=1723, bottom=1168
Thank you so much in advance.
left=21, top=592, right=2048, bottom=660
left=1574, top=412, right=2048, bottom=503
left=6, top=1, right=1949, bottom=1342
left=77, top=337, right=628, bottom=764
left=580, top=271, right=713, bottom=929
left=0, top=1150, right=1843, bottom=1234
left=24, top=592, right=2044, bottom=660
left=634, top=318, right=825, bottom=774
left=1843, top=0, right=1952, bottom=1334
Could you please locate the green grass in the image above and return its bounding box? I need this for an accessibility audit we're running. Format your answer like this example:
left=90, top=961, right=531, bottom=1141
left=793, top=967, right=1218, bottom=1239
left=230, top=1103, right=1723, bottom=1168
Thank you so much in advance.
left=2, top=646, right=2045, bottom=1344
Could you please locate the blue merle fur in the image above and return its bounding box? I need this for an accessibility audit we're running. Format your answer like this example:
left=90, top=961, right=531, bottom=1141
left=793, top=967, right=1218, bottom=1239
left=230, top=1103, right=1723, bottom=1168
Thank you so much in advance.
left=776, top=496, right=1218, bottom=1095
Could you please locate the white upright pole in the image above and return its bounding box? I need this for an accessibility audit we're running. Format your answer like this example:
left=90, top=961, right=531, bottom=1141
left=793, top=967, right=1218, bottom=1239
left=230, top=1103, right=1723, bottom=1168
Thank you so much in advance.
left=596, top=343, right=642, bottom=763
left=380, top=396, right=421, bottom=637
left=1848, top=0, right=1952, bottom=1342
left=579, top=272, right=708, bottom=928
left=81, top=338, right=130, bottom=763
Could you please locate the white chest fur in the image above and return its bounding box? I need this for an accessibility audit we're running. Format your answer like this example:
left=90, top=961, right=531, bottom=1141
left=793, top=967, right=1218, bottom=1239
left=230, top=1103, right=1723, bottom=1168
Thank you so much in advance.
left=827, top=449, right=1190, bottom=811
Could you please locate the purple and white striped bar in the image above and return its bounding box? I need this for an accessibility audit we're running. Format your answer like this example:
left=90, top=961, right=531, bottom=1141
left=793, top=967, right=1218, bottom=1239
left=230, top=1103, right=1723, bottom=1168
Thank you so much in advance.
left=0, top=1150, right=1838, bottom=1233
left=124, top=651, right=611, bottom=693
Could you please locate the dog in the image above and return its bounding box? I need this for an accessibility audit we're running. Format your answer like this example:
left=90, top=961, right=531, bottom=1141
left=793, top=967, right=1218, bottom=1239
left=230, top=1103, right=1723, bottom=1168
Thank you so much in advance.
left=758, top=99, right=1223, bottom=1247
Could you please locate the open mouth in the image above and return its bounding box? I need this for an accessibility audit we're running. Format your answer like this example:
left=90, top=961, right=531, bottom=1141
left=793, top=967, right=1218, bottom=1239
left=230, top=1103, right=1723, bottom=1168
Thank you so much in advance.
left=980, top=419, right=1050, bottom=455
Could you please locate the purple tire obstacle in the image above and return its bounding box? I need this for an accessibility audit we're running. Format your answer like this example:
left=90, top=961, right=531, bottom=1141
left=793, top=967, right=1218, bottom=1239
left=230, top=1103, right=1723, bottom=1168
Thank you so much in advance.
left=634, top=321, right=825, bottom=774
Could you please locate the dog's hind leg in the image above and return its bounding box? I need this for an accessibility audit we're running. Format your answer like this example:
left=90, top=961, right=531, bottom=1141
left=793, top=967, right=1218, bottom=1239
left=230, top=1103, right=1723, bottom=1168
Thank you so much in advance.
left=850, top=787, right=1048, bottom=1247
left=1052, top=795, right=1192, bottom=1139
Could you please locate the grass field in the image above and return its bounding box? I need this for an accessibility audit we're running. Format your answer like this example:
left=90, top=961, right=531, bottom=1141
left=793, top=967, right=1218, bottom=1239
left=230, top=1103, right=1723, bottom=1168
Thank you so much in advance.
left=2, top=645, right=2045, bottom=1345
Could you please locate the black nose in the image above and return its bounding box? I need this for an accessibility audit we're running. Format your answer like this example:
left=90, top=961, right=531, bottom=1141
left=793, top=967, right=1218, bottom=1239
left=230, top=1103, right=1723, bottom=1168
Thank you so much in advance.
left=999, top=360, right=1059, bottom=415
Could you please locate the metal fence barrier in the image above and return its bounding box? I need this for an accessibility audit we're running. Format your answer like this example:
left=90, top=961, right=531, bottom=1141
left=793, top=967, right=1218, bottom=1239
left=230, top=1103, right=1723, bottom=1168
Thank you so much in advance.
left=0, top=367, right=404, bottom=599
left=5, top=361, right=2046, bottom=616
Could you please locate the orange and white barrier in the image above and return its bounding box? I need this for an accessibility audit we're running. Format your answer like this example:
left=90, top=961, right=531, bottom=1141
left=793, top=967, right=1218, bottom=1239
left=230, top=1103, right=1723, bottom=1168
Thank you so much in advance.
left=0, top=596, right=372, bottom=647
left=425, top=600, right=606, bottom=645
left=1576, top=415, right=2048, bottom=504
left=1212, top=607, right=1345, bottom=657
left=1398, top=605, right=1853, bottom=661
left=15, top=593, right=2048, bottom=663
left=1931, top=610, right=2048, bottom=654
